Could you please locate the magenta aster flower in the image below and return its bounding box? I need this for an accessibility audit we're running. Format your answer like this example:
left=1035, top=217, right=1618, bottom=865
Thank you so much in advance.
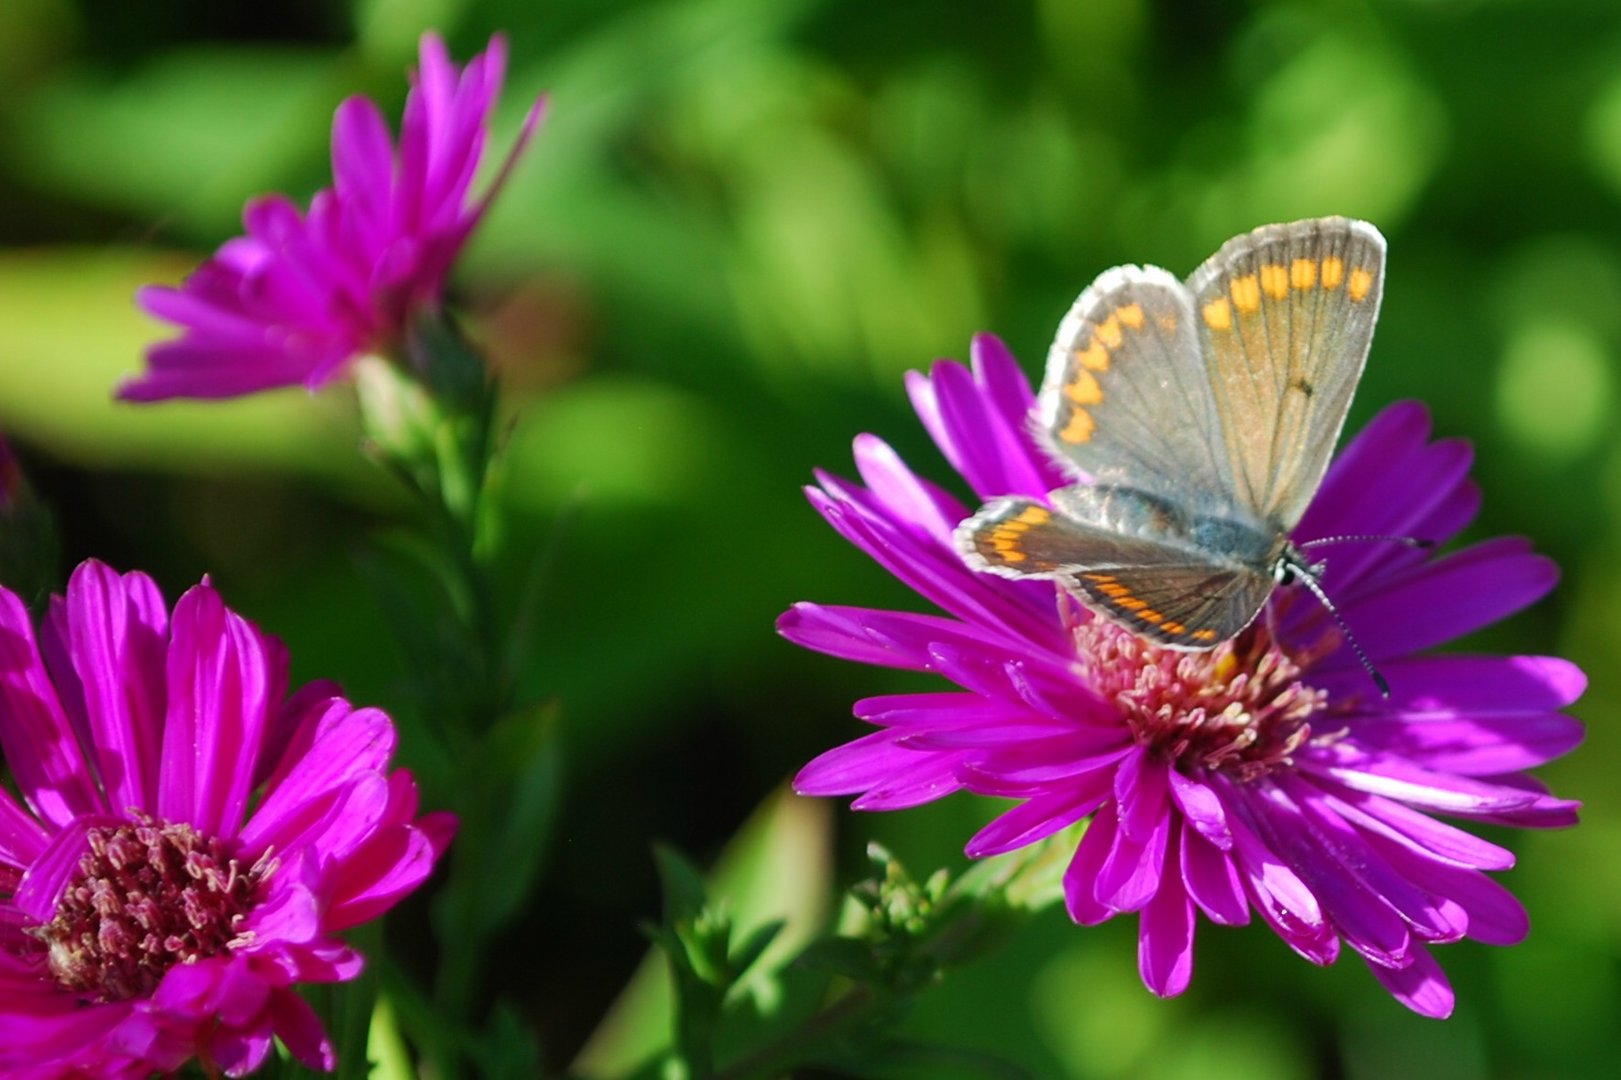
left=122, top=32, right=545, bottom=401
left=0, top=560, right=454, bottom=1076
left=782, top=335, right=1582, bottom=1018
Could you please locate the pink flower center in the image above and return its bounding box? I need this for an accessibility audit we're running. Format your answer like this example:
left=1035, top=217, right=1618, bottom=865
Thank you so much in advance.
left=1074, top=613, right=1328, bottom=781
left=31, top=815, right=271, bottom=1002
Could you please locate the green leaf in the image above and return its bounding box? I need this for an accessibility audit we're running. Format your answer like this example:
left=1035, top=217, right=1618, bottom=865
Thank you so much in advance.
left=795, top=937, right=885, bottom=984
left=365, top=996, right=416, bottom=1080
left=468, top=1003, right=545, bottom=1080
left=653, top=844, right=713, bottom=928
left=433, top=701, right=564, bottom=960
left=573, top=788, right=834, bottom=1078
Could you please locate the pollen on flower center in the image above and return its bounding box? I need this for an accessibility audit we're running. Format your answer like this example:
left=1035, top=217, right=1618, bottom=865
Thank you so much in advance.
left=1074, top=613, right=1328, bottom=780
left=30, top=815, right=272, bottom=1003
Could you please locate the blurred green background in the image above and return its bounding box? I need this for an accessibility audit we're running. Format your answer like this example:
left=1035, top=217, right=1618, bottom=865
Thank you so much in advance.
left=2, top=0, right=1619, bottom=1076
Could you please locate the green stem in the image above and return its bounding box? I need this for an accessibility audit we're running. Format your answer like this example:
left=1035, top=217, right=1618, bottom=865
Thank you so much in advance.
left=712, top=984, right=877, bottom=1080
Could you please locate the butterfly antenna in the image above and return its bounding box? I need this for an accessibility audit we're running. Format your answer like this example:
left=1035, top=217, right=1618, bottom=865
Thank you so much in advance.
left=1298, top=534, right=1434, bottom=550
left=1286, top=561, right=1390, bottom=698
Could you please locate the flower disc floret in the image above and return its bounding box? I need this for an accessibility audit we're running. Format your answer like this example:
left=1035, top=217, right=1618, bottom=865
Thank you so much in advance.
left=34, top=815, right=270, bottom=1003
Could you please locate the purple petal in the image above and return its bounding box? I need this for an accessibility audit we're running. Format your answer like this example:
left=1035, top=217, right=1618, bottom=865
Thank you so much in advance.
left=1332, top=539, right=1557, bottom=661
left=1093, top=798, right=1169, bottom=912
left=1278, top=774, right=1466, bottom=944
left=1180, top=825, right=1249, bottom=925
left=1227, top=807, right=1336, bottom=964
left=1063, top=811, right=1117, bottom=926
left=805, top=480, right=1062, bottom=648
left=1138, top=830, right=1196, bottom=997
left=1115, top=750, right=1170, bottom=842
left=0, top=788, right=48, bottom=867
left=1169, top=769, right=1230, bottom=850
left=1238, top=781, right=1413, bottom=968
left=327, top=817, right=442, bottom=929
left=1298, top=401, right=1479, bottom=587
left=780, top=603, right=988, bottom=673
left=157, top=581, right=280, bottom=837
left=957, top=735, right=1132, bottom=787
left=1309, top=783, right=1515, bottom=870
left=269, top=987, right=336, bottom=1071
left=1306, top=744, right=1546, bottom=816
left=0, top=588, right=101, bottom=826
left=965, top=771, right=1111, bottom=857
left=927, top=358, right=1051, bottom=500
left=852, top=434, right=965, bottom=544
left=57, top=562, right=169, bottom=815
left=1313, top=652, right=1585, bottom=716
left=849, top=750, right=970, bottom=810
left=239, top=703, right=396, bottom=855
left=795, top=730, right=916, bottom=797
left=1366, top=947, right=1454, bottom=1019
left=13, top=817, right=106, bottom=922
left=854, top=691, right=1053, bottom=730
left=1347, top=712, right=1583, bottom=774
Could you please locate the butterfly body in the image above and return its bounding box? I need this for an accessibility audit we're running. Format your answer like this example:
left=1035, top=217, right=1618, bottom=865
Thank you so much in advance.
left=956, top=217, right=1386, bottom=649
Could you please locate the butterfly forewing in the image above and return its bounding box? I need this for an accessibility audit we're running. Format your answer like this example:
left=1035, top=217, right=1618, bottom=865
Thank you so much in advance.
left=1187, top=217, right=1385, bottom=528
left=1039, top=267, right=1241, bottom=512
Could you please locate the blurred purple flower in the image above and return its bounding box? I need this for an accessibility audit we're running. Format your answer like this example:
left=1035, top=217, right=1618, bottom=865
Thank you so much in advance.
left=0, top=560, right=454, bottom=1076
left=781, top=335, right=1583, bottom=1018
left=122, top=32, right=545, bottom=402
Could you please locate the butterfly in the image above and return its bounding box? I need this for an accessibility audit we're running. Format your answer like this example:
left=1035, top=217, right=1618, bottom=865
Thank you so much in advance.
left=955, top=216, right=1387, bottom=653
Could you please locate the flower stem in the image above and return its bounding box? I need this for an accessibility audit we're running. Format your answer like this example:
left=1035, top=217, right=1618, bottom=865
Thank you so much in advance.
left=712, top=984, right=877, bottom=1080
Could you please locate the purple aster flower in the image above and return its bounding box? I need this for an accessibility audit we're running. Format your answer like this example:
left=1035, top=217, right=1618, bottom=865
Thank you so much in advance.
left=122, top=32, right=545, bottom=402
left=781, top=334, right=1583, bottom=1018
left=0, top=560, right=454, bottom=1076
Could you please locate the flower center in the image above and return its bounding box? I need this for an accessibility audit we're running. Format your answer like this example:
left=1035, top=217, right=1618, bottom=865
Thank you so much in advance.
left=31, top=815, right=270, bottom=1002
left=1073, top=611, right=1329, bottom=781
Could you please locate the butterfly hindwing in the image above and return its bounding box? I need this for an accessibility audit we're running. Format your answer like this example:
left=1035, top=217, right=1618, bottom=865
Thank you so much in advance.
left=1071, top=564, right=1274, bottom=648
left=1188, top=217, right=1386, bottom=527
left=954, top=496, right=1274, bottom=648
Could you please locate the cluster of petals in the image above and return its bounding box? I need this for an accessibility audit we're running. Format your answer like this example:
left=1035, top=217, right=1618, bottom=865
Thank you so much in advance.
left=123, top=32, right=545, bottom=401
left=0, top=560, right=453, bottom=1076
left=782, top=334, right=1583, bottom=1017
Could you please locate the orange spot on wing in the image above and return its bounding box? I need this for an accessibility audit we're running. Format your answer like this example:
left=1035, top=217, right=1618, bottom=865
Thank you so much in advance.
left=1230, top=274, right=1261, bottom=313
left=1016, top=506, right=1052, bottom=525
left=1063, top=368, right=1103, bottom=406
left=1117, top=302, right=1145, bottom=329
left=1259, top=264, right=1289, bottom=299
left=1290, top=258, right=1317, bottom=290
left=1321, top=256, right=1345, bottom=289
left=1117, top=598, right=1147, bottom=610
left=1059, top=409, right=1095, bottom=444
left=1162, top=621, right=1187, bottom=635
left=1138, top=609, right=1164, bottom=624
left=1096, top=315, right=1124, bottom=348
left=1074, top=341, right=1110, bottom=371
left=1192, top=628, right=1218, bottom=641
left=1349, top=267, right=1374, bottom=301
left=1202, top=297, right=1232, bottom=330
